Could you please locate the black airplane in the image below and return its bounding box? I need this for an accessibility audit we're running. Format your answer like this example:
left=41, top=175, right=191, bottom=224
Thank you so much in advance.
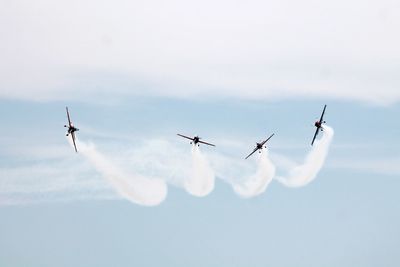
left=245, top=133, right=274, bottom=159
left=177, top=134, right=216, bottom=147
left=64, top=107, right=79, bottom=152
left=311, top=105, right=327, bottom=146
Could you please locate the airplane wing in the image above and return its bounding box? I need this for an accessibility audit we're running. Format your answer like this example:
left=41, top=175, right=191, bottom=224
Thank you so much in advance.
left=71, top=132, right=78, bottom=153
left=319, top=105, right=327, bottom=124
left=177, top=134, right=194, bottom=141
left=260, top=133, right=275, bottom=146
left=311, top=128, right=319, bottom=146
left=66, top=107, right=72, bottom=127
left=245, top=147, right=259, bottom=159
left=198, top=140, right=216, bottom=147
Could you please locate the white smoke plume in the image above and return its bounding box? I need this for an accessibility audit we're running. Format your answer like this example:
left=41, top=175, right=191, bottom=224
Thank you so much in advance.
left=69, top=137, right=167, bottom=206
left=275, top=125, right=334, bottom=187
left=233, top=149, right=276, bottom=198
left=0, top=122, right=335, bottom=206
left=184, top=145, right=215, bottom=197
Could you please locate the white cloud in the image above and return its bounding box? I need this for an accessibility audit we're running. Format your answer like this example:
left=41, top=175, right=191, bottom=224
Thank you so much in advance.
left=0, top=0, right=399, bottom=104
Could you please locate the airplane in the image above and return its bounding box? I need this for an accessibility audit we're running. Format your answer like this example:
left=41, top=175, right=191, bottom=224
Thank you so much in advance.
left=311, top=104, right=327, bottom=146
left=64, top=107, right=79, bottom=153
left=177, top=134, right=216, bottom=147
left=245, top=133, right=274, bottom=159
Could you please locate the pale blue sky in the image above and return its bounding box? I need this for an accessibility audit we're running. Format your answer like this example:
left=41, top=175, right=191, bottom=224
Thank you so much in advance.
left=1, top=0, right=400, bottom=265
left=0, top=98, right=399, bottom=267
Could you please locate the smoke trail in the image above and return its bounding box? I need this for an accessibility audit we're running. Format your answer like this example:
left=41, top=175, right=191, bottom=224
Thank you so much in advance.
left=275, top=125, right=334, bottom=187
left=233, top=149, right=276, bottom=198
left=184, top=145, right=215, bottom=197
left=68, top=138, right=167, bottom=206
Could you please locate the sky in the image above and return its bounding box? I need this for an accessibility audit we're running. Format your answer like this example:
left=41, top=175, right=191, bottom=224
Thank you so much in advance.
left=0, top=1, right=400, bottom=266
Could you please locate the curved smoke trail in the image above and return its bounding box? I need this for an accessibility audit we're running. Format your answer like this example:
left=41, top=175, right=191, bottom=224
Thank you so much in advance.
left=63, top=123, right=333, bottom=205
left=275, top=125, right=334, bottom=187
left=184, top=145, right=215, bottom=197
left=69, top=138, right=167, bottom=206
left=233, top=149, right=276, bottom=198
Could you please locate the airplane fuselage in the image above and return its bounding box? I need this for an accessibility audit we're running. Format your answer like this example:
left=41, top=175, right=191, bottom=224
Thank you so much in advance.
left=315, top=121, right=322, bottom=128
left=315, top=119, right=326, bottom=129
left=192, top=136, right=200, bottom=144
left=65, top=125, right=79, bottom=136
left=69, top=126, right=77, bottom=133
left=254, top=142, right=264, bottom=153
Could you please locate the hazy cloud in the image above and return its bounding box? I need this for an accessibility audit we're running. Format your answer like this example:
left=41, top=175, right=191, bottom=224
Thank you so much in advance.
left=1, top=0, right=399, bottom=104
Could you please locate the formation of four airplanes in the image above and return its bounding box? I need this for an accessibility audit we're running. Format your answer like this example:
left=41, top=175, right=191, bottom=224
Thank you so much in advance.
left=65, top=105, right=328, bottom=159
